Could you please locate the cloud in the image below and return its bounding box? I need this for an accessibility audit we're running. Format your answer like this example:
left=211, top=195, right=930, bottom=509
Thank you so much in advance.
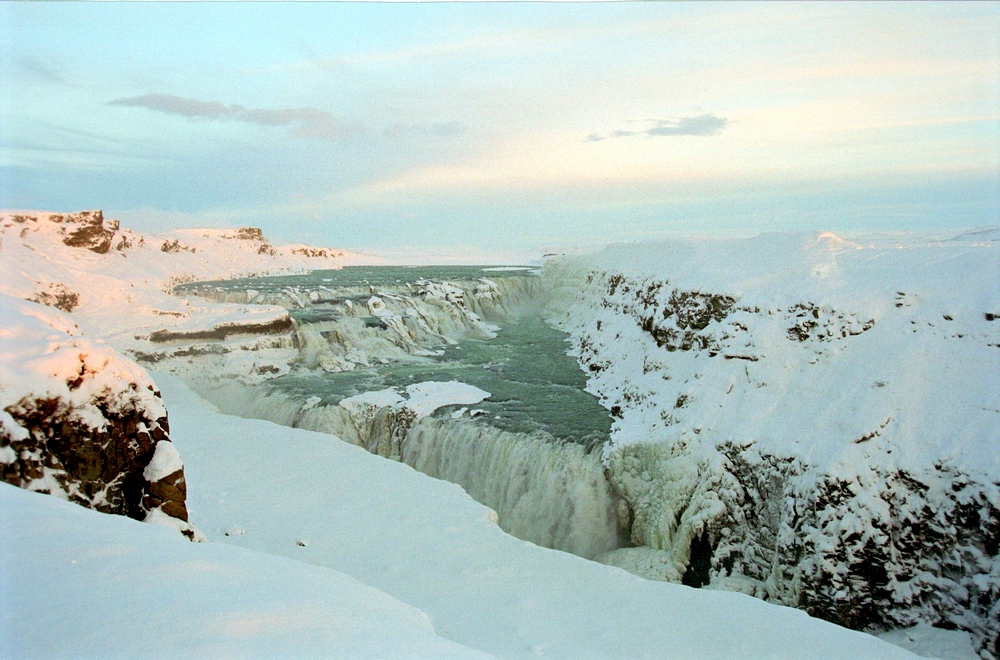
left=384, top=121, right=468, bottom=138
left=107, top=94, right=358, bottom=141
left=19, top=57, right=68, bottom=85
left=587, top=114, right=727, bottom=141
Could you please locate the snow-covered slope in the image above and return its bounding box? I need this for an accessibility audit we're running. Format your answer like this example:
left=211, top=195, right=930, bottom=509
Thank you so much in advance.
left=156, top=373, right=916, bottom=660
left=548, top=230, right=1000, bottom=654
left=0, top=210, right=375, bottom=349
left=0, top=484, right=492, bottom=660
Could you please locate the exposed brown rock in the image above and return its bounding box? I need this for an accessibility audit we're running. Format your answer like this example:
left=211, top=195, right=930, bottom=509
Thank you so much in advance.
left=148, top=315, right=293, bottom=343
left=28, top=283, right=80, bottom=312
left=233, top=227, right=264, bottom=240
left=61, top=210, right=117, bottom=254
left=1, top=392, right=190, bottom=527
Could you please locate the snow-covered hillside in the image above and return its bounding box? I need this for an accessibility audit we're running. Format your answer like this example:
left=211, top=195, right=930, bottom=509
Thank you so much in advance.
left=548, top=230, right=1000, bottom=655
left=0, top=210, right=375, bottom=350
left=1, top=208, right=995, bottom=657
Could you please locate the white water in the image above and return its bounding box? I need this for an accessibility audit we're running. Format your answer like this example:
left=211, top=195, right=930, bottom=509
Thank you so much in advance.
left=405, top=419, right=619, bottom=559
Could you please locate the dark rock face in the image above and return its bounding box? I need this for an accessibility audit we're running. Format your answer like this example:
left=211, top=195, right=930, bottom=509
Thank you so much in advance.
left=290, top=246, right=344, bottom=258
left=160, top=238, right=195, bottom=253
left=715, top=447, right=1000, bottom=655
left=233, top=227, right=264, bottom=240
left=60, top=210, right=118, bottom=254
left=146, top=468, right=188, bottom=521
left=1, top=392, right=191, bottom=533
left=147, top=315, right=294, bottom=343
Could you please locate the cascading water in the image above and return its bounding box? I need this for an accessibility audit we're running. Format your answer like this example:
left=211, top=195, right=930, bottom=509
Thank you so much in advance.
left=404, top=419, right=618, bottom=558
left=177, top=266, right=623, bottom=560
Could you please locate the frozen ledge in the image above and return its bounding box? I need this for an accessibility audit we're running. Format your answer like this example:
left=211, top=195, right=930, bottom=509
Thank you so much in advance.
left=339, top=381, right=491, bottom=418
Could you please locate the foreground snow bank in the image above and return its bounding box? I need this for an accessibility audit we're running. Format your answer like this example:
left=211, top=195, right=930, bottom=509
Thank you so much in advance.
left=0, top=294, right=197, bottom=536
left=158, top=373, right=915, bottom=659
left=549, top=230, right=1000, bottom=654
left=0, top=484, right=491, bottom=660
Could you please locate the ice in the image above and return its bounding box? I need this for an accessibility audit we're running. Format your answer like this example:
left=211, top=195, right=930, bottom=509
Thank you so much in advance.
left=338, top=381, right=490, bottom=419
left=339, top=388, right=406, bottom=413
left=142, top=440, right=184, bottom=482
left=403, top=381, right=490, bottom=417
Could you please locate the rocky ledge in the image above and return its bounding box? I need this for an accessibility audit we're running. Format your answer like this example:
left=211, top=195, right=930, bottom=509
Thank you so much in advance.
left=0, top=294, right=200, bottom=539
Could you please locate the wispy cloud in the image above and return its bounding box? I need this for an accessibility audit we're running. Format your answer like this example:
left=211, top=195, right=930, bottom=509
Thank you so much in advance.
left=19, top=57, right=69, bottom=85
left=384, top=121, right=468, bottom=138
left=587, top=114, right=728, bottom=142
left=108, top=93, right=359, bottom=141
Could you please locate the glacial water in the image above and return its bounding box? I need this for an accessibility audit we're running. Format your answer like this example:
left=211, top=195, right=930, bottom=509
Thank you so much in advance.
left=275, top=312, right=612, bottom=447
left=182, top=266, right=611, bottom=447
left=176, top=265, right=539, bottom=295
left=181, top=266, right=621, bottom=558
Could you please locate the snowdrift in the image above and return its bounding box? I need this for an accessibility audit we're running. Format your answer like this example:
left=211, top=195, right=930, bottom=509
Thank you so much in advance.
left=0, top=483, right=491, bottom=660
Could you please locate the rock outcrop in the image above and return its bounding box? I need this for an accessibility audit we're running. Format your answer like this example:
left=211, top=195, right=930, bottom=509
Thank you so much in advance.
left=0, top=294, right=200, bottom=539
left=59, top=210, right=119, bottom=253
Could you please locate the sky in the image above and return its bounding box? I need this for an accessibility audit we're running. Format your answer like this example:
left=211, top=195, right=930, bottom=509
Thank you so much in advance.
left=1, top=2, right=999, bottom=257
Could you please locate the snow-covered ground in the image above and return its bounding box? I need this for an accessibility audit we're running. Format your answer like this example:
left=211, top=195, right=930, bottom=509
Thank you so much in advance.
left=0, top=210, right=376, bottom=352
left=156, top=374, right=919, bottom=659
left=1, top=209, right=995, bottom=658
left=548, top=229, right=1000, bottom=654
left=0, top=483, right=491, bottom=660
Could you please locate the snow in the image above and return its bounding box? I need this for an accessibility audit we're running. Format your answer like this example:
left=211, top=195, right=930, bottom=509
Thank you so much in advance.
left=546, top=228, right=1000, bottom=651
left=142, top=440, right=184, bottom=483
left=551, top=226, right=999, bottom=468
left=155, top=373, right=916, bottom=660
left=1, top=208, right=989, bottom=656
left=0, top=293, right=166, bottom=435
left=339, top=381, right=490, bottom=419
left=0, top=484, right=491, bottom=659
left=877, top=625, right=981, bottom=660
left=403, top=381, right=491, bottom=417
left=339, top=388, right=406, bottom=413
left=142, top=507, right=207, bottom=542
left=0, top=210, right=379, bottom=356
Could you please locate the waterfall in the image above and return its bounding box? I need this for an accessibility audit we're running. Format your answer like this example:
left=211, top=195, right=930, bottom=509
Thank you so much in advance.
left=190, top=378, right=620, bottom=559
left=405, top=419, right=619, bottom=559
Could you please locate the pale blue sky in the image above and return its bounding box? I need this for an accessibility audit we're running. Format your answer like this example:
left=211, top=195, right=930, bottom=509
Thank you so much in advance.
left=2, top=2, right=998, bottom=254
